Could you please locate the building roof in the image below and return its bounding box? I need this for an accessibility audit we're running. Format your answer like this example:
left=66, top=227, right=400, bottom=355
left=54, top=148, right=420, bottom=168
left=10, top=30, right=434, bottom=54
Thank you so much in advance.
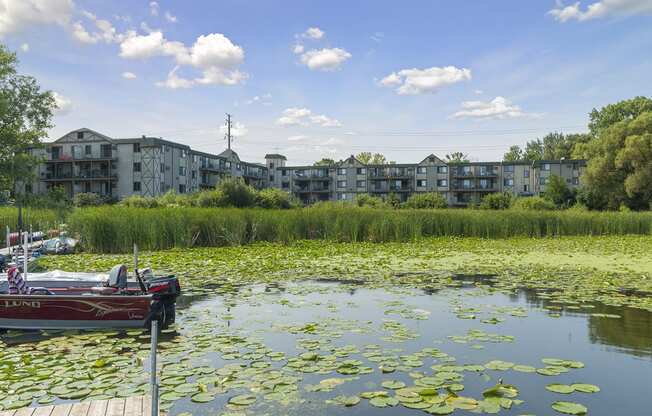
left=218, top=148, right=241, bottom=162
left=264, top=154, right=287, bottom=160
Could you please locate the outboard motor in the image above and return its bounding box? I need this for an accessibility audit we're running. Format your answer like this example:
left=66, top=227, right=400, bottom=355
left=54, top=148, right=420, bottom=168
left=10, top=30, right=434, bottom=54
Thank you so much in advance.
left=108, top=264, right=128, bottom=290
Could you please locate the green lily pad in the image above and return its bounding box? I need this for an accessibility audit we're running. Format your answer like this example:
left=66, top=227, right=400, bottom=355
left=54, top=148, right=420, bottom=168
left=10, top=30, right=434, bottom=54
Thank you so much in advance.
left=381, top=380, right=406, bottom=389
left=552, top=401, right=588, bottom=415
left=190, top=393, right=215, bottom=403
left=546, top=384, right=575, bottom=394
left=571, top=383, right=600, bottom=393
left=228, top=394, right=257, bottom=406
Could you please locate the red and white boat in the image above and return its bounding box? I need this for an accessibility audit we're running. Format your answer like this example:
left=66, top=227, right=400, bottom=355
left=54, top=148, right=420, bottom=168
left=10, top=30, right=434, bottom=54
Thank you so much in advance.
left=0, top=266, right=180, bottom=330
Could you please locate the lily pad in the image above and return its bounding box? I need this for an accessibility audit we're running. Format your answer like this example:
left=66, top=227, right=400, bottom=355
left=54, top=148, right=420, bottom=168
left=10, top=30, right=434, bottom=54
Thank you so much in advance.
left=552, top=401, right=588, bottom=415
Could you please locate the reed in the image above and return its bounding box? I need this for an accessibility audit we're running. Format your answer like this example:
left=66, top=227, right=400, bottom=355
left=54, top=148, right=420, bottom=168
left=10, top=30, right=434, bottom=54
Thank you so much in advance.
left=0, top=207, right=64, bottom=237
left=67, top=206, right=652, bottom=253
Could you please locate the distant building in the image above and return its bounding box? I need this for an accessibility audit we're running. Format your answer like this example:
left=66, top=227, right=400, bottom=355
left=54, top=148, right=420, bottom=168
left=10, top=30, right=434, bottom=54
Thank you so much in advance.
left=23, top=128, right=267, bottom=199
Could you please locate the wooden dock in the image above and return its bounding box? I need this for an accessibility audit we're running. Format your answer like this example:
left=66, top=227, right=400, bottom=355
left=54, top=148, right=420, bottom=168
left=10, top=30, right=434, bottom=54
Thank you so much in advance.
left=0, top=396, right=156, bottom=416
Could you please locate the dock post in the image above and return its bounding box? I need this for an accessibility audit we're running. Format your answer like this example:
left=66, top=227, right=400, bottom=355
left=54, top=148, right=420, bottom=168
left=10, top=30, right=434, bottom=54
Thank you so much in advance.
left=23, top=231, right=28, bottom=279
left=150, top=319, right=159, bottom=416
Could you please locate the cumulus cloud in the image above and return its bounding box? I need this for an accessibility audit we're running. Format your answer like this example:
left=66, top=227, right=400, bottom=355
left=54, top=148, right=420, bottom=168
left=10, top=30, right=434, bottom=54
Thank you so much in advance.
left=304, top=27, right=324, bottom=39
left=164, top=11, right=177, bottom=23
left=155, top=66, right=193, bottom=89
left=277, top=107, right=341, bottom=127
left=292, top=44, right=304, bottom=54
left=70, top=11, right=122, bottom=44
left=379, top=66, right=471, bottom=95
left=451, top=96, right=530, bottom=120
left=548, top=0, right=652, bottom=22
left=299, top=48, right=351, bottom=71
left=149, top=1, right=159, bottom=16
left=52, top=92, right=72, bottom=115
left=0, top=0, right=73, bottom=36
left=122, top=71, right=137, bottom=79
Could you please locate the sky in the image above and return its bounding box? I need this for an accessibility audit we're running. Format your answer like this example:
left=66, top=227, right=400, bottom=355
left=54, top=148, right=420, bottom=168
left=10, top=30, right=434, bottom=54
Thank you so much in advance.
left=1, top=0, right=651, bottom=165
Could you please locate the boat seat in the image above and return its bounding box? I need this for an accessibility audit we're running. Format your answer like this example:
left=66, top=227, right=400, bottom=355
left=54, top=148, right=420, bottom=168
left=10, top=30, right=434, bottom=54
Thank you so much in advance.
left=29, top=287, right=54, bottom=295
left=108, top=264, right=128, bottom=289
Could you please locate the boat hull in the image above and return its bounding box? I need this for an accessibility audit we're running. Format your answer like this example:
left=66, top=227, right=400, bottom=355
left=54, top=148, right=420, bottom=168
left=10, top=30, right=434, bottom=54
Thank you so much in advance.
left=0, top=294, right=154, bottom=330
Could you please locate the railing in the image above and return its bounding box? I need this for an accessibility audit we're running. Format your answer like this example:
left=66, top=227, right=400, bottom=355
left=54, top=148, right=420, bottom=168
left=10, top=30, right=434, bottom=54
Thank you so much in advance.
left=44, top=172, right=118, bottom=180
left=49, top=153, right=116, bottom=161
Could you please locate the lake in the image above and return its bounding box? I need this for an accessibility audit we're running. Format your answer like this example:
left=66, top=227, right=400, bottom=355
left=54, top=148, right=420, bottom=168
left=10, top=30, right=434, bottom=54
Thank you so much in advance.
left=1, top=278, right=651, bottom=415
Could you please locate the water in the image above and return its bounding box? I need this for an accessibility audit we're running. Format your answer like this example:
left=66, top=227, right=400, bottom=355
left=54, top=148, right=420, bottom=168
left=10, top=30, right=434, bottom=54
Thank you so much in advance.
left=1, top=280, right=651, bottom=415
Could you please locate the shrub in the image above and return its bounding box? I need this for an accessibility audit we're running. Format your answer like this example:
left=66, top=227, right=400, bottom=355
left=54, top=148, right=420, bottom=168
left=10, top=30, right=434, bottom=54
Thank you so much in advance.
left=511, top=196, right=556, bottom=211
left=385, top=193, right=401, bottom=209
left=120, top=195, right=161, bottom=208
left=479, top=193, right=512, bottom=210
left=216, top=178, right=256, bottom=207
left=544, top=175, right=575, bottom=207
left=194, top=190, right=226, bottom=207
left=403, top=193, right=448, bottom=209
left=73, top=192, right=105, bottom=207
left=355, top=194, right=386, bottom=208
left=255, top=188, right=297, bottom=209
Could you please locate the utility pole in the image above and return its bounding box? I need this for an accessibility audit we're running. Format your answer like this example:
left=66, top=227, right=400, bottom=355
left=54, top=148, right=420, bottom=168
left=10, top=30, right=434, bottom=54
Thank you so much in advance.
left=225, top=113, right=233, bottom=150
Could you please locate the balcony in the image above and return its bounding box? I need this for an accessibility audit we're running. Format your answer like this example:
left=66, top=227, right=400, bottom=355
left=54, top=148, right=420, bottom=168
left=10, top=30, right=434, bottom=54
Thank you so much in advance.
left=48, top=153, right=117, bottom=162
left=452, top=168, right=498, bottom=178
left=43, top=171, right=118, bottom=181
left=369, top=170, right=414, bottom=179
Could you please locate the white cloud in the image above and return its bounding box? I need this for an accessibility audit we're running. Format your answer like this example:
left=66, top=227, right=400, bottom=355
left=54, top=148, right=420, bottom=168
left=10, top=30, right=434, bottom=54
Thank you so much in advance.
left=164, top=11, right=177, bottom=23
left=370, top=32, right=384, bottom=42
left=219, top=121, right=247, bottom=137
left=299, top=48, right=351, bottom=71
left=451, top=96, right=530, bottom=119
left=474, top=89, right=484, bottom=95
left=122, top=71, right=137, bottom=80
left=304, top=27, right=324, bottom=39
left=119, top=31, right=168, bottom=58
left=548, top=0, right=652, bottom=22
left=149, top=1, right=159, bottom=17
left=277, top=107, right=341, bottom=127
left=52, top=92, right=72, bottom=115
left=245, top=93, right=272, bottom=105
left=0, top=0, right=73, bottom=36
left=155, top=66, right=193, bottom=89
left=292, top=44, right=304, bottom=54
left=380, top=66, right=471, bottom=95
left=287, top=135, right=308, bottom=141
left=20, top=43, right=28, bottom=52
left=187, top=33, right=244, bottom=69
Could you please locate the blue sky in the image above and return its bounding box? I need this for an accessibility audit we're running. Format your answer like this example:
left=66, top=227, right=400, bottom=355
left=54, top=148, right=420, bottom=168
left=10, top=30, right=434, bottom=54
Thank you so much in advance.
left=1, top=0, right=651, bottom=164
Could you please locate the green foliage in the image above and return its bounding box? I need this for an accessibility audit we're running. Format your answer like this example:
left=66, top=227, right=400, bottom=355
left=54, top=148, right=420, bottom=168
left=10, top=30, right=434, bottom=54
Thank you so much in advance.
left=0, top=45, right=56, bottom=195
left=403, top=193, right=448, bottom=209
left=445, top=152, right=470, bottom=163
left=355, top=194, right=386, bottom=208
left=355, top=152, right=372, bottom=164
left=544, top=175, right=575, bottom=207
left=73, top=192, right=106, bottom=207
left=313, top=158, right=335, bottom=166
left=507, top=132, right=590, bottom=162
left=385, top=193, right=401, bottom=208
left=216, top=177, right=257, bottom=207
left=588, top=96, right=652, bottom=137
left=255, top=188, right=298, bottom=209
left=194, top=189, right=226, bottom=208
left=0, top=206, right=62, bottom=233
left=480, top=192, right=512, bottom=210
left=511, top=196, right=556, bottom=211
left=354, top=152, right=386, bottom=164
left=119, top=195, right=161, bottom=208
left=67, top=206, right=652, bottom=253
left=579, top=110, right=652, bottom=210
left=503, top=146, right=524, bottom=162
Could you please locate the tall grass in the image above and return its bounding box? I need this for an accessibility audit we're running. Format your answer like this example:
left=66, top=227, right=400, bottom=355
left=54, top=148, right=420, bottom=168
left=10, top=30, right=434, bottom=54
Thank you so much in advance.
left=0, top=207, right=64, bottom=235
left=68, top=206, right=652, bottom=253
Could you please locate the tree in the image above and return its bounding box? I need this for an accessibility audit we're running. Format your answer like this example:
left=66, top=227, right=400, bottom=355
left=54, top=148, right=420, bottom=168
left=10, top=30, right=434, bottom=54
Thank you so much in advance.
left=445, top=152, right=470, bottom=163
left=588, top=96, right=652, bottom=137
left=579, top=108, right=652, bottom=210
left=544, top=174, right=574, bottom=207
left=370, top=153, right=386, bottom=164
left=314, top=158, right=335, bottom=166
left=403, top=192, right=448, bottom=209
left=503, top=145, right=524, bottom=161
left=355, top=152, right=372, bottom=164
left=479, top=192, right=512, bottom=210
left=0, top=45, right=56, bottom=196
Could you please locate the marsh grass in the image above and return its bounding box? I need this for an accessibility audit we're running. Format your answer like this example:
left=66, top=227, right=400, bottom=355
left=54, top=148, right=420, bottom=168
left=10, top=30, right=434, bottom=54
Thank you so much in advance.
left=68, top=206, right=652, bottom=252
left=0, top=207, right=64, bottom=235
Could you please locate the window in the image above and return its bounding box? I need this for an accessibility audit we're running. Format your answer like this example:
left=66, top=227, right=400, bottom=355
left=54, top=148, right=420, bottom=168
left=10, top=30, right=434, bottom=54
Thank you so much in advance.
left=191, top=171, right=196, bottom=179
left=337, top=193, right=347, bottom=200
left=133, top=182, right=141, bottom=192
left=269, top=162, right=274, bottom=169
left=133, top=143, right=141, bottom=153
left=337, top=180, right=347, bottom=188
left=504, top=178, right=514, bottom=186
left=539, top=177, right=548, bottom=185
left=179, top=184, right=186, bottom=194
left=394, top=180, right=402, bottom=189
left=504, top=165, right=514, bottom=173
left=417, top=179, right=427, bottom=187
left=542, top=163, right=551, bottom=171
left=437, top=166, right=448, bottom=174
left=572, top=177, right=580, bottom=185
left=25, top=183, right=32, bottom=193
left=281, top=169, right=288, bottom=176
left=356, top=180, right=366, bottom=188
left=133, top=162, right=141, bottom=172
left=282, top=182, right=289, bottom=189
left=165, top=145, right=169, bottom=152
left=463, top=166, right=472, bottom=175
left=463, top=179, right=472, bottom=189
left=337, top=168, right=347, bottom=175
left=437, top=179, right=448, bottom=187
left=523, top=184, right=529, bottom=192
left=85, top=145, right=92, bottom=155
left=181, top=150, right=187, bottom=158
left=225, top=161, right=231, bottom=169
left=160, top=164, right=165, bottom=173
left=356, top=168, right=366, bottom=175
left=524, top=169, right=530, bottom=178
left=100, top=144, right=112, bottom=158
left=77, top=131, right=84, bottom=139
left=417, top=166, right=427, bottom=174
left=236, top=163, right=241, bottom=170
left=179, top=166, right=186, bottom=176
left=269, top=175, right=274, bottom=182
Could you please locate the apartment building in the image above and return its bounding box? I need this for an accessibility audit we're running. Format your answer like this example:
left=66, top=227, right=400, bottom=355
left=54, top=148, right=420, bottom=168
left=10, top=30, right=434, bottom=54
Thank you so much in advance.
left=25, top=128, right=267, bottom=199
left=265, top=154, right=586, bottom=206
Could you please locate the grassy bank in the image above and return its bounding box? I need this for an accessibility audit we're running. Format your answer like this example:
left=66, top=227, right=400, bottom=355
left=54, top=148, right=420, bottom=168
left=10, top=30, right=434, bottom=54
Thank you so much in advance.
left=0, top=207, right=64, bottom=234
left=67, top=206, right=652, bottom=252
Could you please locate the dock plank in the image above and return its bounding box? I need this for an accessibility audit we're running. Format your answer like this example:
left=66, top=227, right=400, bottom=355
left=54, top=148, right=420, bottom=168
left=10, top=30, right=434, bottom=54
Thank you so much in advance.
left=32, top=406, right=54, bottom=416
left=123, top=396, right=142, bottom=416
left=68, top=403, right=91, bottom=416
left=142, top=396, right=151, bottom=416
left=105, top=400, right=124, bottom=416
left=6, top=396, right=156, bottom=416
left=14, top=408, right=36, bottom=416
left=86, top=401, right=108, bottom=416
left=0, top=410, right=18, bottom=416
left=49, top=404, right=71, bottom=416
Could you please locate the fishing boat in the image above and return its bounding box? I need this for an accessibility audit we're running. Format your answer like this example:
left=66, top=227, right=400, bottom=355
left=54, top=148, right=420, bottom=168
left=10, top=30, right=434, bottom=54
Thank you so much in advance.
left=0, top=265, right=180, bottom=330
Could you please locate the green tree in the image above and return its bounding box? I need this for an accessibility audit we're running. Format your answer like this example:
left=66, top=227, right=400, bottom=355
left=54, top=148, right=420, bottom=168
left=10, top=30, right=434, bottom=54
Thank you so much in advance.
left=0, top=45, right=56, bottom=196
left=588, top=96, right=652, bottom=137
left=479, top=192, right=512, bottom=210
left=544, top=174, right=574, bottom=207
left=445, top=152, right=470, bottom=163
left=403, top=192, right=448, bottom=209
left=370, top=153, right=387, bottom=164
left=579, top=110, right=652, bottom=210
left=503, top=145, right=524, bottom=161
left=313, top=158, right=335, bottom=166
left=355, top=152, right=372, bottom=164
